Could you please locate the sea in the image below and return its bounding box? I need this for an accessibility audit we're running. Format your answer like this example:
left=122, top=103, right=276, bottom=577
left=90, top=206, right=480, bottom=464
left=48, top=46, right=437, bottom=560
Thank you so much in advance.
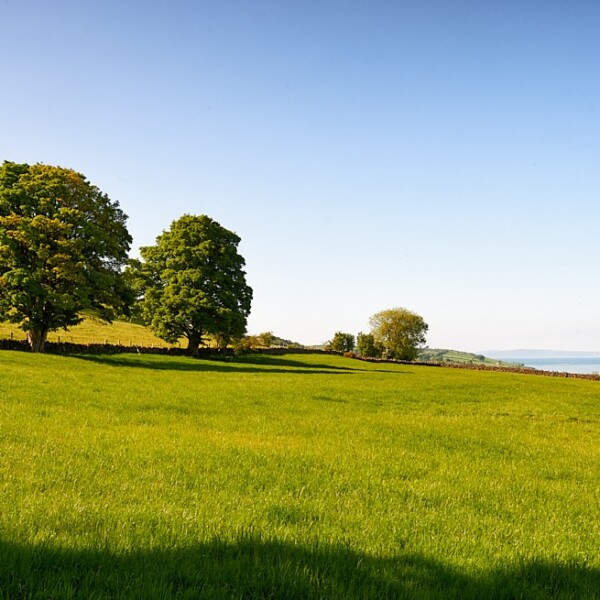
left=501, top=357, right=600, bottom=375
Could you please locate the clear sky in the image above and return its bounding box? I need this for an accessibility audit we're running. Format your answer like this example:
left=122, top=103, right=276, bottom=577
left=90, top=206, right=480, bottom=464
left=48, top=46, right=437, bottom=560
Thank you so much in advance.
left=2, top=1, right=600, bottom=351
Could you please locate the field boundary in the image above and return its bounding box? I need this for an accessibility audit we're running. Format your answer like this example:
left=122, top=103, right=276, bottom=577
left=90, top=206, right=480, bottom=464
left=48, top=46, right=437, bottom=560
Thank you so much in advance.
left=2, top=339, right=599, bottom=380
left=351, top=353, right=600, bottom=381
left=0, top=339, right=330, bottom=357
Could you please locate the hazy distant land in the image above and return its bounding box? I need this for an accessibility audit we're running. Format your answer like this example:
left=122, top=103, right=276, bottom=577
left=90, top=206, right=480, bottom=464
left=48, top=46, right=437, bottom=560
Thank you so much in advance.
left=483, top=349, right=600, bottom=359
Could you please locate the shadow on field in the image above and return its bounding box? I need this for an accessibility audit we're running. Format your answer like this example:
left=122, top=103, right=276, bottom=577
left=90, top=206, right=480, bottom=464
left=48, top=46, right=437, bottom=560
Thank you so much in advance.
left=69, top=353, right=405, bottom=376
left=1, top=536, right=599, bottom=599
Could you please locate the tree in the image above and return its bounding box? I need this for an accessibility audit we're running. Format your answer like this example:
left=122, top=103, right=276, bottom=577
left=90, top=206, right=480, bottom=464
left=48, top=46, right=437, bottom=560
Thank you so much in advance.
left=130, top=214, right=253, bottom=355
left=0, top=162, right=132, bottom=352
left=326, top=331, right=355, bottom=353
left=257, top=331, right=275, bottom=347
left=356, top=332, right=382, bottom=358
left=369, top=307, right=428, bottom=361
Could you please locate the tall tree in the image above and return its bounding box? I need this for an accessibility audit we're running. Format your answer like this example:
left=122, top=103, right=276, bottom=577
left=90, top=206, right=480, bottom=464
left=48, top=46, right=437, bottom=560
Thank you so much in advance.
left=0, top=162, right=132, bottom=352
left=130, top=214, right=253, bottom=355
left=369, top=307, right=428, bottom=361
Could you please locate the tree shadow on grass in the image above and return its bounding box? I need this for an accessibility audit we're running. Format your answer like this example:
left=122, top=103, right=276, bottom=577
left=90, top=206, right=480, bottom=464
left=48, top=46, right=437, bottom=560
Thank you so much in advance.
left=68, top=353, right=409, bottom=376
left=1, top=536, right=598, bottom=599
left=234, top=354, right=410, bottom=375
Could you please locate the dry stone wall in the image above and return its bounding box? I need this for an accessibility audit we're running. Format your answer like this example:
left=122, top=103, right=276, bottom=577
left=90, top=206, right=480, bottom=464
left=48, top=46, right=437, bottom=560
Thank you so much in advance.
left=1, top=339, right=598, bottom=381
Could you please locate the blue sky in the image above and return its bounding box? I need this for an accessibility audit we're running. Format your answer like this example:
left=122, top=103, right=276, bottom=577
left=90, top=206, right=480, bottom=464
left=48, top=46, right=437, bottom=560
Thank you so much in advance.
left=2, top=1, right=600, bottom=350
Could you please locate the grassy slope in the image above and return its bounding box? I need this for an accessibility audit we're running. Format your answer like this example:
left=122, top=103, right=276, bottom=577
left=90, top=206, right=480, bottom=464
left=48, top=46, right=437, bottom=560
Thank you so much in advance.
left=0, top=318, right=178, bottom=347
left=419, top=347, right=523, bottom=367
left=1, top=351, right=599, bottom=598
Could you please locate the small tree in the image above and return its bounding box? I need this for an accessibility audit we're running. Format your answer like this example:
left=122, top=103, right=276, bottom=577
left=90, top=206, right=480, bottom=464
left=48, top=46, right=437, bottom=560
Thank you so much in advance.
left=130, top=214, right=252, bottom=355
left=326, top=331, right=355, bottom=353
left=356, top=332, right=382, bottom=358
left=257, top=331, right=275, bottom=347
left=369, top=307, right=428, bottom=360
left=0, top=162, right=132, bottom=352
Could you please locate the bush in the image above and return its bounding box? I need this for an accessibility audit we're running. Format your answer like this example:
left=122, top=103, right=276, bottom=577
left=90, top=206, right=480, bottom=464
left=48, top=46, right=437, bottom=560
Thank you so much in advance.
left=326, top=332, right=355, bottom=353
left=356, top=332, right=382, bottom=358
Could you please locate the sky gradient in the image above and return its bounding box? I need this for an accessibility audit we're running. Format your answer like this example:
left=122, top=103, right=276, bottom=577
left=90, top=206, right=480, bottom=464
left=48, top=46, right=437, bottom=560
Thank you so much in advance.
left=2, top=1, right=600, bottom=350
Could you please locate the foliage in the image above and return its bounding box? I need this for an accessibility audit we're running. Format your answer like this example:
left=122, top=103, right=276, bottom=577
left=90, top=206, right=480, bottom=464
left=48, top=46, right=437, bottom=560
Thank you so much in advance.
left=356, top=331, right=382, bottom=358
left=369, top=307, right=428, bottom=360
left=234, top=334, right=259, bottom=352
left=418, top=347, right=524, bottom=367
left=130, top=214, right=252, bottom=355
left=234, top=332, right=303, bottom=352
left=270, top=334, right=304, bottom=349
left=1, top=351, right=599, bottom=597
left=326, top=331, right=355, bottom=353
left=0, top=162, right=132, bottom=351
left=257, top=331, right=275, bottom=347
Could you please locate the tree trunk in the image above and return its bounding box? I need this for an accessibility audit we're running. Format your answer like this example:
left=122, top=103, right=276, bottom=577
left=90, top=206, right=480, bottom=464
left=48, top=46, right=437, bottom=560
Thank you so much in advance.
left=186, top=332, right=203, bottom=356
left=27, top=328, right=48, bottom=353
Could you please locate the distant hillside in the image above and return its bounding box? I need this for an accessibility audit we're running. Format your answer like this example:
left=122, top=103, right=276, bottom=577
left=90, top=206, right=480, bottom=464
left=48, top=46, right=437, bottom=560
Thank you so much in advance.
left=271, top=335, right=305, bottom=348
left=418, top=348, right=523, bottom=368
left=1, top=320, right=308, bottom=351
left=305, top=345, right=523, bottom=367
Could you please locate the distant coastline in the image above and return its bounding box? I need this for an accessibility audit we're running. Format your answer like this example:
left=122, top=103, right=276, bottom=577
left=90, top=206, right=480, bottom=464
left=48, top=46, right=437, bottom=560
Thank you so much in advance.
left=483, top=349, right=600, bottom=359
left=482, top=350, right=600, bottom=374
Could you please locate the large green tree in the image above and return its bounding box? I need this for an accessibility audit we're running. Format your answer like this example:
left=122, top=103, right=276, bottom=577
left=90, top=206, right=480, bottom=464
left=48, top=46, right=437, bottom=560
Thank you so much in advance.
left=130, top=214, right=253, bottom=355
left=369, top=307, right=428, bottom=361
left=0, top=162, right=132, bottom=352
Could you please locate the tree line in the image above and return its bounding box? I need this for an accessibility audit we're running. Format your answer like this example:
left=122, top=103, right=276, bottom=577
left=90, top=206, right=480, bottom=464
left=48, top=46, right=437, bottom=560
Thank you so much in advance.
left=325, top=307, right=428, bottom=360
left=0, top=162, right=251, bottom=353
left=0, top=161, right=428, bottom=357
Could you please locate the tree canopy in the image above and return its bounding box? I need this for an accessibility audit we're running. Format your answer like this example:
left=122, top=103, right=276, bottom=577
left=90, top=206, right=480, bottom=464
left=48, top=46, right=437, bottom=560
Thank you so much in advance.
left=356, top=332, right=382, bottom=358
left=0, top=162, right=132, bottom=351
left=326, top=331, right=355, bottom=353
left=369, top=307, right=428, bottom=360
left=130, top=214, right=253, bottom=355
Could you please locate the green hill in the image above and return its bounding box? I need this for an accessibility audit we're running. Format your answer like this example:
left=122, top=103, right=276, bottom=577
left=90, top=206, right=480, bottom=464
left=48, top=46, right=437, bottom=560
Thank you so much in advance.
left=418, top=347, right=524, bottom=368
left=0, top=318, right=178, bottom=348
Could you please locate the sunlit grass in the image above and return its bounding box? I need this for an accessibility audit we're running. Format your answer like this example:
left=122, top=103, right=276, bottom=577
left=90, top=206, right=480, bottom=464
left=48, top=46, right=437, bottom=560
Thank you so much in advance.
left=1, top=351, right=599, bottom=597
left=0, top=318, right=178, bottom=347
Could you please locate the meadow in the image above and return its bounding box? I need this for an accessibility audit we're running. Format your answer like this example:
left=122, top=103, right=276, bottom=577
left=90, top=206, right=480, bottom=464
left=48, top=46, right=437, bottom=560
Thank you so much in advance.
left=1, top=350, right=599, bottom=598
left=0, top=319, right=177, bottom=348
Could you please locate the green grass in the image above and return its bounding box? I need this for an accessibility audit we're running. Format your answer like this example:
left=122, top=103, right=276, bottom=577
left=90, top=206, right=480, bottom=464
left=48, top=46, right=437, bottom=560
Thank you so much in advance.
left=419, top=347, right=523, bottom=368
left=0, top=318, right=179, bottom=348
left=1, top=351, right=599, bottom=598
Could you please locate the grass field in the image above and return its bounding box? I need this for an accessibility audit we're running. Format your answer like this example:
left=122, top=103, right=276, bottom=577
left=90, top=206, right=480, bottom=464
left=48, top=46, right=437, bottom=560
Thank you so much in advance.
left=0, top=319, right=180, bottom=348
left=1, top=351, right=599, bottom=598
